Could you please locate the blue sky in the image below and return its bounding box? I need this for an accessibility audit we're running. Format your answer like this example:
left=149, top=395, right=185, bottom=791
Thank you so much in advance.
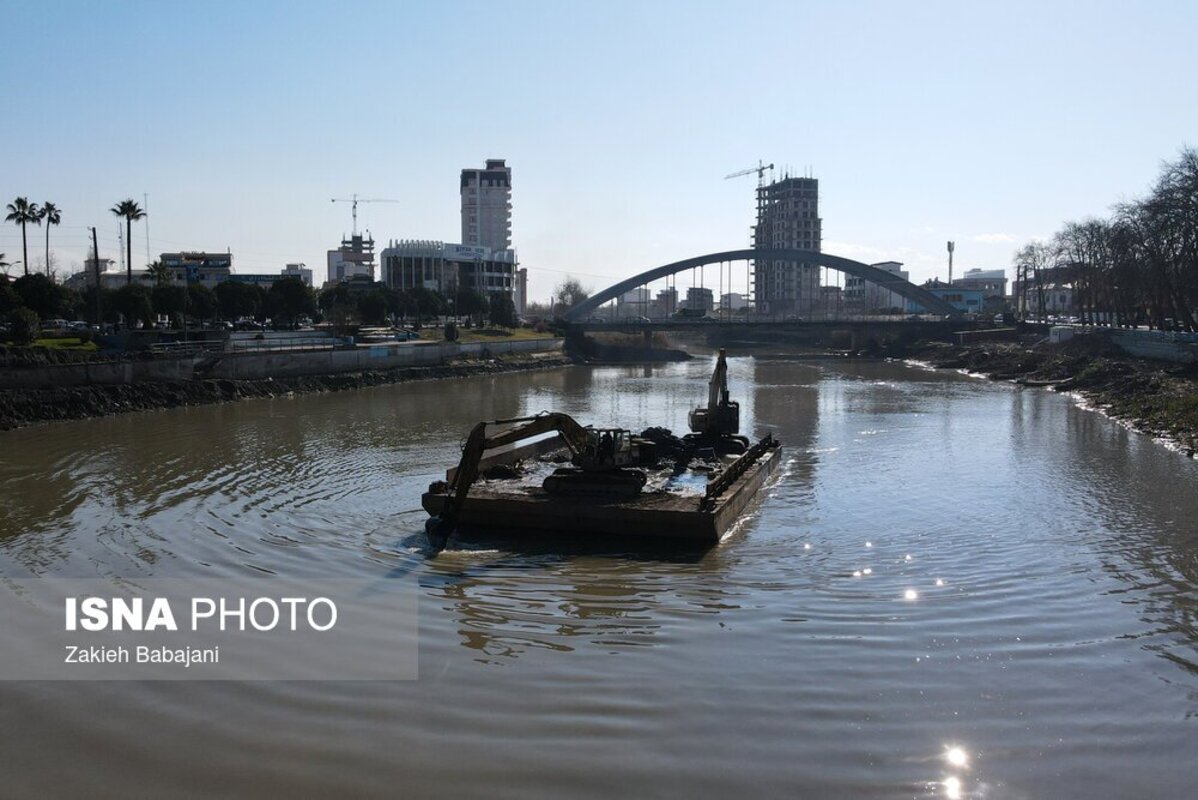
left=2, top=0, right=1196, bottom=300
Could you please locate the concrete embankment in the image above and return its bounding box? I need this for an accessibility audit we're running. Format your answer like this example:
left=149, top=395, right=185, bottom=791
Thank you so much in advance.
left=0, top=339, right=568, bottom=430
left=907, top=336, right=1198, bottom=457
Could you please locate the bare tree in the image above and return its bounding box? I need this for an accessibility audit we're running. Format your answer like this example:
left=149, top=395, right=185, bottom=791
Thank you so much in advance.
left=1024, top=147, right=1198, bottom=332
left=553, top=277, right=590, bottom=315
left=1012, top=241, right=1056, bottom=318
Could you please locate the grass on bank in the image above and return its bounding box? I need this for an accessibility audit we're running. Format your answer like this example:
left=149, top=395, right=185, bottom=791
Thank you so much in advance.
left=32, top=337, right=99, bottom=351
left=418, top=327, right=559, bottom=344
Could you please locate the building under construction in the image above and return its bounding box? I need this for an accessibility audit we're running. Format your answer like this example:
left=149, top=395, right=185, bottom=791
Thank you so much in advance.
left=752, top=173, right=822, bottom=315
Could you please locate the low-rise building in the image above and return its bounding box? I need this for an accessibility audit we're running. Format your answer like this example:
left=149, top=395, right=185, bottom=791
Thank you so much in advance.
left=906, top=280, right=985, bottom=315
left=514, top=267, right=528, bottom=315
left=64, top=266, right=153, bottom=291
left=282, top=263, right=314, bottom=286
left=1012, top=280, right=1076, bottom=315
left=720, top=292, right=750, bottom=311
left=844, top=261, right=910, bottom=312
left=228, top=264, right=316, bottom=288
left=652, top=288, right=678, bottom=319
left=616, top=288, right=652, bottom=318
left=161, top=252, right=233, bottom=289
left=955, top=268, right=1008, bottom=298
left=818, top=285, right=843, bottom=316
left=379, top=240, right=517, bottom=298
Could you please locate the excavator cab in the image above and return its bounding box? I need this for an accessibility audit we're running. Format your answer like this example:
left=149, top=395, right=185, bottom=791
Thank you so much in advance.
left=547, top=427, right=651, bottom=496
left=576, top=428, right=639, bottom=470
left=687, top=348, right=749, bottom=454
left=429, top=413, right=654, bottom=541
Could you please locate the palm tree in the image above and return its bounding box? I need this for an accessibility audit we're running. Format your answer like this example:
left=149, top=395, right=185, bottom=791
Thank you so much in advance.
left=5, top=197, right=42, bottom=276
left=146, top=260, right=172, bottom=285
left=40, top=201, right=61, bottom=277
left=110, top=199, right=146, bottom=285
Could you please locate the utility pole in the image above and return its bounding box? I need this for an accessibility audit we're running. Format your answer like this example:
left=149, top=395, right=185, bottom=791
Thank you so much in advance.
left=143, top=193, right=151, bottom=267
left=91, top=227, right=102, bottom=325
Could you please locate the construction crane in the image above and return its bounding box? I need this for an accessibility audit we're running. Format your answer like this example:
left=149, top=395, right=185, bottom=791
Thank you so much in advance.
left=330, top=194, right=399, bottom=236
left=724, top=160, right=774, bottom=186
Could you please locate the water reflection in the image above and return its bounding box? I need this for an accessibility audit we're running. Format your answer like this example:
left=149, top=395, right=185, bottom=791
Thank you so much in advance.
left=423, top=541, right=736, bottom=662
left=1010, top=383, right=1198, bottom=680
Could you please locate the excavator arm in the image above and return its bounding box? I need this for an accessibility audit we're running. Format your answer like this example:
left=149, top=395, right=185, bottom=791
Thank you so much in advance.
left=430, top=413, right=593, bottom=541
left=689, top=348, right=740, bottom=436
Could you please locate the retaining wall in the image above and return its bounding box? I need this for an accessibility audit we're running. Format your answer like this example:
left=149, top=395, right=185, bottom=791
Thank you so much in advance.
left=1108, top=330, right=1198, bottom=363
left=0, top=338, right=563, bottom=390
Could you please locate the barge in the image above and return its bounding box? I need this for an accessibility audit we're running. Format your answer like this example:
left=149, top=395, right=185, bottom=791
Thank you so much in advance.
left=423, top=350, right=781, bottom=548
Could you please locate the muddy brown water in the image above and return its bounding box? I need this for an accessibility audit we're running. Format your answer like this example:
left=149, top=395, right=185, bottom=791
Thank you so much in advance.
left=1, top=357, right=1196, bottom=798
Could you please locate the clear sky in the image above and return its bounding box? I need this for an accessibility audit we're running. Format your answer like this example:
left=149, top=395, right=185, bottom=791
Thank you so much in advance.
left=3, top=0, right=1196, bottom=301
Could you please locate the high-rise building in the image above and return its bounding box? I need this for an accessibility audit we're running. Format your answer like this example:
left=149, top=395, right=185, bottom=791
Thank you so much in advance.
left=460, top=158, right=512, bottom=250
left=753, top=174, right=822, bottom=314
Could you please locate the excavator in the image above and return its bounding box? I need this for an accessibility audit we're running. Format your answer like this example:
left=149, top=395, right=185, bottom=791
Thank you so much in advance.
left=427, top=412, right=656, bottom=542
left=686, top=348, right=750, bottom=454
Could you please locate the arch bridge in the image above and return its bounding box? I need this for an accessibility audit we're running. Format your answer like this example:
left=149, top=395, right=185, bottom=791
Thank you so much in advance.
left=562, top=248, right=961, bottom=321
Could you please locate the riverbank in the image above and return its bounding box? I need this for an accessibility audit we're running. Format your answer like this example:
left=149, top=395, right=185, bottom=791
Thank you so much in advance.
left=0, top=352, right=571, bottom=431
left=907, top=336, right=1198, bottom=457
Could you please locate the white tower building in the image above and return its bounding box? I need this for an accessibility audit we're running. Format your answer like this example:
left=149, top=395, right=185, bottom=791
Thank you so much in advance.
left=460, top=159, right=512, bottom=250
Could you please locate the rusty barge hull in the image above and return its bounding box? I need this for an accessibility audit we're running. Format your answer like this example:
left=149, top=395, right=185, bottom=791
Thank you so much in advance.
left=423, top=443, right=781, bottom=543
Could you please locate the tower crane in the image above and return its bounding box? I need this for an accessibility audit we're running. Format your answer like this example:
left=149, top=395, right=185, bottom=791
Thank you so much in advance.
left=724, top=160, right=774, bottom=187
left=330, top=194, right=399, bottom=236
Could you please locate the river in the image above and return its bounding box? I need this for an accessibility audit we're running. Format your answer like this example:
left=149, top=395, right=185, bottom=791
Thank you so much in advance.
left=1, top=356, right=1196, bottom=798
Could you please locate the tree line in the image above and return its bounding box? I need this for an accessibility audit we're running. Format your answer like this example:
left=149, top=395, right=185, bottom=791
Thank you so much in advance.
left=3, top=196, right=147, bottom=279
left=1, top=268, right=520, bottom=345
left=1014, top=148, right=1198, bottom=331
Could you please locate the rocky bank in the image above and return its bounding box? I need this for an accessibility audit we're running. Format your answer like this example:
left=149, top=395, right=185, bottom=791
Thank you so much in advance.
left=0, top=353, right=572, bottom=431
